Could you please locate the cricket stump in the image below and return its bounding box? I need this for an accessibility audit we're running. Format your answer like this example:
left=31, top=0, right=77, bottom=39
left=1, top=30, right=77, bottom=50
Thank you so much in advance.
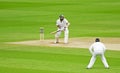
left=40, top=27, right=44, bottom=41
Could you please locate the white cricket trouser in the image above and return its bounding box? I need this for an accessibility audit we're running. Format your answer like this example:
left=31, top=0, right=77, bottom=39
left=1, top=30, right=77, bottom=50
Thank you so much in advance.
left=55, top=28, right=69, bottom=43
left=87, top=52, right=109, bottom=68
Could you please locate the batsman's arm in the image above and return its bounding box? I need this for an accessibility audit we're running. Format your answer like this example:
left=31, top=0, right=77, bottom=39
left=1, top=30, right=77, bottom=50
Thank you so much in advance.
left=66, top=22, right=70, bottom=28
left=57, top=25, right=61, bottom=29
left=50, top=30, right=61, bottom=34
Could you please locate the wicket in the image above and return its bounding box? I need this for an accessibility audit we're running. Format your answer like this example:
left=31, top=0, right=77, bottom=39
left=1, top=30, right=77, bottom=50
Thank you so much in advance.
left=40, top=27, right=44, bottom=40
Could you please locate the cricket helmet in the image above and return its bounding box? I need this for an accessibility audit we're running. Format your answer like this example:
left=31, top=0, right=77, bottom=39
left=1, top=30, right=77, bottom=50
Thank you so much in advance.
left=59, top=14, right=64, bottom=19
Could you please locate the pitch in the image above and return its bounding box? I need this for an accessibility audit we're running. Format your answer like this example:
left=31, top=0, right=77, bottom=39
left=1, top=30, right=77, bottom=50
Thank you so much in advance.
left=7, top=37, right=120, bottom=51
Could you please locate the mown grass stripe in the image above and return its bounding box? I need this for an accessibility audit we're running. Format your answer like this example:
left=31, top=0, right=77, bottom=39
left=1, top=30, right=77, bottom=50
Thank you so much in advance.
left=0, top=49, right=89, bottom=63
left=0, top=57, right=83, bottom=73
left=0, top=66, right=71, bottom=73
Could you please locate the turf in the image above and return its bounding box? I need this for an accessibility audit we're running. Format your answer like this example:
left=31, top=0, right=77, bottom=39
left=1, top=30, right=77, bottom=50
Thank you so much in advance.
left=0, top=0, right=120, bottom=42
left=0, top=0, right=120, bottom=73
left=0, top=44, right=120, bottom=73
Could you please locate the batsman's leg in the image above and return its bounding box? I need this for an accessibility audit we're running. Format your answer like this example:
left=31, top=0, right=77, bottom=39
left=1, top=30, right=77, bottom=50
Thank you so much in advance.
left=64, top=28, right=69, bottom=44
left=55, top=31, right=61, bottom=43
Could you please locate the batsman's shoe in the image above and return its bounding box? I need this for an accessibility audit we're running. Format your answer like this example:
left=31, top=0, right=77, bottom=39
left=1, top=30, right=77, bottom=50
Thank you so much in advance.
left=54, top=41, right=59, bottom=44
left=64, top=42, right=68, bottom=44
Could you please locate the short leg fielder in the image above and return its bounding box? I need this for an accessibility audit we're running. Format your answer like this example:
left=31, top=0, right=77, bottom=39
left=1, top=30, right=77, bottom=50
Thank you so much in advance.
left=87, top=38, right=109, bottom=69
left=87, top=53, right=109, bottom=68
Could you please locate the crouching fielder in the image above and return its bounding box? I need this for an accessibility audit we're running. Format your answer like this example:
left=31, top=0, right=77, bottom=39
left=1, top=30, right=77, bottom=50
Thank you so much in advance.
left=55, top=15, right=70, bottom=44
left=87, top=38, right=109, bottom=69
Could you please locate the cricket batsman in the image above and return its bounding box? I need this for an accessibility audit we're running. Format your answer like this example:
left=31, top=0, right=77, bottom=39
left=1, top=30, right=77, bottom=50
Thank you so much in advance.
left=55, top=15, right=70, bottom=44
left=87, top=38, right=109, bottom=69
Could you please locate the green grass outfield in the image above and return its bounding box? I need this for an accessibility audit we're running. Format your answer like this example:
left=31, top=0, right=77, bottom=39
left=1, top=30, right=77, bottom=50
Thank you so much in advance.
left=0, top=0, right=120, bottom=73
left=0, top=44, right=120, bottom=73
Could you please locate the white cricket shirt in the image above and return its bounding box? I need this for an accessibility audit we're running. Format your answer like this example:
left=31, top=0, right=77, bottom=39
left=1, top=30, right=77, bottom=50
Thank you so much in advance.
left=89, top=42, right=106, bottom=54
left=56, top=18, right=69, bottom=29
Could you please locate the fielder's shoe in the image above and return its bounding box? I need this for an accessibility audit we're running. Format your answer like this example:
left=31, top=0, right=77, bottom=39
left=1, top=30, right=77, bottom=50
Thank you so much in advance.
left=105, top=67, right=109, bottom=69
left=86, top=67, right=91, bottom=69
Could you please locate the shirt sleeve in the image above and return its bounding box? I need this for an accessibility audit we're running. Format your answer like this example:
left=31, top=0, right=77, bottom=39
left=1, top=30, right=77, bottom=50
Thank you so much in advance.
left=64, top=19, right=70, bottom=27
left=89, top=44, right=94, bottom=54
left=65, top=19, right=68, bottom=23
left=102, top=43, right=106, bottom=52
left=56, top=19, right=59, bottom=26
left=64, top=19, right=69, bottom=24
